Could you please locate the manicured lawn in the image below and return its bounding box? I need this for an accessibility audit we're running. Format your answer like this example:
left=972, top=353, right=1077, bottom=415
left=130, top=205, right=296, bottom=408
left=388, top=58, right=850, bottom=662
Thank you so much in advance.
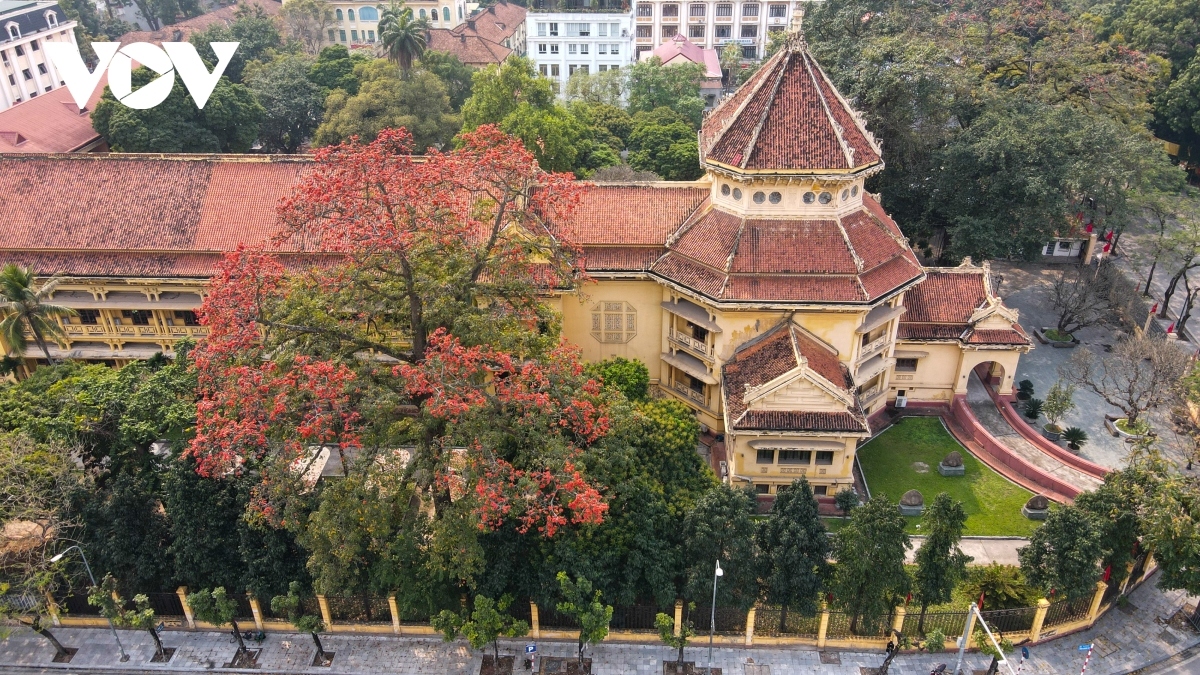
left=856, top=417, right=1039, bottom=536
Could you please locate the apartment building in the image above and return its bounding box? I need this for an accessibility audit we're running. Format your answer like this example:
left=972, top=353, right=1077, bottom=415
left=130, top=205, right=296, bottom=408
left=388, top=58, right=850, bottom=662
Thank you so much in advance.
left=326, top=0, right=469, bottom=46
left=526, top=0, right=632, bottom=91
left=0, top=0, right=77, bottom=111
left=632, top=0, right=795, bottom=61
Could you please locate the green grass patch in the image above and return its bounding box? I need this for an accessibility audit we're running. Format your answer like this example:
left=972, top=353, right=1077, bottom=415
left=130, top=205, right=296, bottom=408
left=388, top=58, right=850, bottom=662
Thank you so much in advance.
left=857, top=417, right=1038, bottom=537
left=1043, top=328, right=1073, bottom=342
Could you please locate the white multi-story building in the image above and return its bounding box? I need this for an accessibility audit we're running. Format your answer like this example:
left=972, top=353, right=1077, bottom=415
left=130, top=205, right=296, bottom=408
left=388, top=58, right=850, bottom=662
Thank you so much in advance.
left=0, top=0, right=77, bottom=111
left=632, top=0, right=795, bottom=61
left=526, top=0, right=632, bottom=92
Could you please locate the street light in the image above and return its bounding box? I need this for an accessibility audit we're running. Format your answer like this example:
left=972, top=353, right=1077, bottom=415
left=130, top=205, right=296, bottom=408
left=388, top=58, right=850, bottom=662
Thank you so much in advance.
left=706, top=560, right=723, bottom=675
left=50, top=546, right=129, bottom=662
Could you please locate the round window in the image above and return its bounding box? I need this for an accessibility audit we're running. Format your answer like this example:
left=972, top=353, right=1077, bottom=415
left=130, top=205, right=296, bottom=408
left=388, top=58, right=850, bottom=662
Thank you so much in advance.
left=769, top=191, right=782, bottom=204
left=818, top=192, right=833, bottom=204
left=732, top=188, right=743, bottom=200
left=803, top=192, right=816, bottom=204
left=753, top=191, right=766, bottom=204
left=721, top=184, right=730, bottom=196
left=851, top=185, right=859, bottom=197
left=841, top=189, right=849, bottom=200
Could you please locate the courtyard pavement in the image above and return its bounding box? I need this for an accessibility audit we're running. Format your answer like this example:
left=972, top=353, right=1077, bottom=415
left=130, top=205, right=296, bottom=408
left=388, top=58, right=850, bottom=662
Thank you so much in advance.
left=1, top=573, right=1194, bottom=675
left=906, top=536, right=1024, bottom=566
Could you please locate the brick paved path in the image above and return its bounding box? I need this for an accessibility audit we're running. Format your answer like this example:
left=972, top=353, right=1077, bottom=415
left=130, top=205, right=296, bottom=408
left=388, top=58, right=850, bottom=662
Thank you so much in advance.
left=1, top=573, right=1194, bottom=675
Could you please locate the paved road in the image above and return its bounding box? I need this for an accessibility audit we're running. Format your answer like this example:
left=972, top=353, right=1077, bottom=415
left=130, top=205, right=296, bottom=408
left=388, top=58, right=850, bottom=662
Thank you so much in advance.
left=966, top=373, right=1104, bottom=493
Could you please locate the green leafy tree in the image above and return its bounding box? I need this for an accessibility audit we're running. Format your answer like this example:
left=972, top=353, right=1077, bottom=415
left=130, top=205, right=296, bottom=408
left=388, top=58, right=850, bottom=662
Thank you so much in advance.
left=280, top=0, right=334, bottom=53
left=308, top=45, right=367, bottom=94
left=960, top=564, right=1038, bottom=610
left=88, top=574, right=165, bottom=659
left=585, top=357, right=649, bottom=401
left=1156, top=55, right=1200, bottom=161
left=655, top=609, right=694, bottom=665
left=627, top=108, right=702, bottom=181
left=162, top=455, right=247, bottom=592
left=187, top=587, right=249, bottom=656
left=1075, top=458, right=1164, bottom=587
left=556, top=572, right=613, bottom=665
left=828, top=495, right=911, bottom=634
left=681, top=485, right=758, bottom=609
left=271, top=581, right=330, bottom=663
left=757, top=478, right=830, bottom=631
left=1142, top=475, right=1200, bottom=622
left=0, top=265, right=75, bottom=362
left=189, top=4, right=283, bottom=84
left=834, top=488, right=858, bottom=519
left=498, top=101, right=584, bottom=173
left=378, top=1, right=429, bottom=72
left=91, top=69, right=263, bottom=152
left=1041, top=383, right=1075, bottom=431
left=247, top=54, right=326, bottom=153
left=626, top=56, right=705, bottom=127
left=420, top=50, right=476, bottom=110
left=461, top=56, right=555, bottom=130
left=565, top=68, right=625, bottom=107
left=1018, top=506, right=1103, bottom=599
left=76, top=472, right=173, bottom=594
left=913, top=493, right=971, bottom=632
left=433, top=594, right=529, bottom=661
left=314, top=60, right=461, bottom=150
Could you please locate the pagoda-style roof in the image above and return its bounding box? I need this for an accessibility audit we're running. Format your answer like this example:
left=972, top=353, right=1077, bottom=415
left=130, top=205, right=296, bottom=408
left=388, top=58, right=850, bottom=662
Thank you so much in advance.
left=699, top=36, right=882, bottom=176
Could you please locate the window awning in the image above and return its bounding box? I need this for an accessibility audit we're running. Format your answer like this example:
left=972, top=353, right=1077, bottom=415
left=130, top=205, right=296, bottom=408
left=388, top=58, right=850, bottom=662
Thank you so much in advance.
left=893, top=350, right=929, bottom=359
left=855, top=353, right=890, bottom=385
left=856, top=304, right=906, bottom=334
left=661, top=350, right=718, bottom=384
left=44, top=343, right=168, bottom=360
left=749, top=439, right=846, bottom=450
left=661, top=299, right=722, bottom=333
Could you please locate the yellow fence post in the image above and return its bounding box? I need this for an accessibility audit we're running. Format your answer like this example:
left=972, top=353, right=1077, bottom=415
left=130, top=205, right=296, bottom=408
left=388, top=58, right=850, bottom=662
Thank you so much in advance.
left=388, top=594, right=401, bottom=635
left=891, top=606, right=906, bottom=636
left=1029, top=599, right=1050, bottom=642
left=317, top=595, right=333, bottom=630
left=44, top=592, right=61, bottom=627
left=744, top=607, right=755, bottom=646
left=1088, top=582, right=1108, bottom=625
left=248, top=595, right=265, bottom=632
left=177, top=586, right=195, bottom=629
left=673, top=600, right=683, bottom=637
left=816, top=601, right=830, bottom=649
left=530, top=601, right=540, bottom=639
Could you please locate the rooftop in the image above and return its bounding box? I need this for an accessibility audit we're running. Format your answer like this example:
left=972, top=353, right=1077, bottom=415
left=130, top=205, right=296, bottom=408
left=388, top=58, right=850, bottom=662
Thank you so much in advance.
left=0, top=77, right=104, bottom=153
left=898, top=263, right=1031, bottom=346
left=699, top=35, right=882, bottom=176
left=645, top=34, right=722, bottom=81
left=118, top=0, right=281, bottom=45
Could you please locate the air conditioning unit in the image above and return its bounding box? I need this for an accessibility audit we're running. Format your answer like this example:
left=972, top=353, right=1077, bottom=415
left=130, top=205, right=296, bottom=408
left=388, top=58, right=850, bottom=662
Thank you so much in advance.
left=895, top=395, right=908, bottom=408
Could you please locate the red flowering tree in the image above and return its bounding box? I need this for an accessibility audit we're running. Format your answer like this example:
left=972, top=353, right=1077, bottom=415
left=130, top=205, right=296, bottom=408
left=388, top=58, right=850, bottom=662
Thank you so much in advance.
left=188, top=126, right=608, bottom=550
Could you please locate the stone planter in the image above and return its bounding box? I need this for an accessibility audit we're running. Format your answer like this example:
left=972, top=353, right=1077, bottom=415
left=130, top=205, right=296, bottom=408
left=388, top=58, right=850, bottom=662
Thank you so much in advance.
left=1042, top=424, right=1063, bottom=441
left=1107, top=418, right=1147, bottom=440
left=1039, top=327, right=1079, bottom=348
left=1022, top=495, right=1050, bottom=520
left=938, top=462, right=965, bottom=476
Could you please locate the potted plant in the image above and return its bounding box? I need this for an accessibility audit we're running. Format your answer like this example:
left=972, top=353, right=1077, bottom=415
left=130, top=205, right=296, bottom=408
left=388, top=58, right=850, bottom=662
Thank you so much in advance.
left=1017, top=380, right=1035, bottom=401
left=1023, top=398, right=1043, bottom=421
left=1040, top=383, right=1075, bottom=441
left=1112, top=417, right=1150, bottom=439
left=1062, top=427, right=1088, bottom=451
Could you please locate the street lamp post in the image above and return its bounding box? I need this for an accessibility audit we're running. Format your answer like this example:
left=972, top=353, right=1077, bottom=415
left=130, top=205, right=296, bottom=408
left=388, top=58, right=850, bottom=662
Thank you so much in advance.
left=706, top=560, right=723, bottom=675
left=50, top=546, right=129, bottom=663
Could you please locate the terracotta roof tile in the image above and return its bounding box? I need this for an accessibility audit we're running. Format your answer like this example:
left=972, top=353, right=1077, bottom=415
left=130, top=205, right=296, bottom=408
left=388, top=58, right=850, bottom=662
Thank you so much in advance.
left=723, top=275, right=865, bottom=302
left=902, top=269, right=988, bottom=323
left=731, top=219, right=857, bottom=274
left=700, top=40, right=881, bottom=173
left=0, top=251, right=334, bottom=277
left=897, top=323, right=965, bottom=340
left=119, top=0, right=281, bottom=45
left=652, top=253, right=727, bottom=297
left=669, top=206, right=743, bottom=269
left=0, top=83, right=104, bottom=153
left=426, top=29, right=511, bottom=67
left=791, top=327, right=850, bottom=389
left=561, top=185, right=708, bottom=246
left=859, top=254, right=924, bottom=299
left=734, top=410, right=867, bottom=432
left=967, top=328, right=1031, bottom=345
left=580, top=246, right=663, bottom=271
left=453, top=1, right=525, bottom=45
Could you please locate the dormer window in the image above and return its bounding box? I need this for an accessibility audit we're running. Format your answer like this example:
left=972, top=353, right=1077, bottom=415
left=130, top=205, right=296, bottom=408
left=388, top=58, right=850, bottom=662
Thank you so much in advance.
left=45, top=11, right=58, bottom=28
left=7, top=23, right=20, bottom=40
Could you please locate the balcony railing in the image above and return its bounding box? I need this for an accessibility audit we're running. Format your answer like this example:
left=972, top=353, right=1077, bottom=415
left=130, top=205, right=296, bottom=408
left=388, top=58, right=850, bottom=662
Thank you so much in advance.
left=668, top=329, right=713, bottom=359
left=857, top=334, right=889, bottom=363
left=858, top=386, right=885, bottom=409
left=672, top=381, right=706, bottom=406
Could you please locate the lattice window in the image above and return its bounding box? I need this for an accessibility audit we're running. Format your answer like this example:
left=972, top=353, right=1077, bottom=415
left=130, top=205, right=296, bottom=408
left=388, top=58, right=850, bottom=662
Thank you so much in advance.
left=590, top=302, right=636, bottom=343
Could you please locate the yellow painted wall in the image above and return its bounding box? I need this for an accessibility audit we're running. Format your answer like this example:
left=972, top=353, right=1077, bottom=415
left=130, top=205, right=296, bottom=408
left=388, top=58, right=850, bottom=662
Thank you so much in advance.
left=730, top=435, right=858, bottom=492
left=890, top=342, right=963, bottom=403
left=559, top=280, right=667, bottom=383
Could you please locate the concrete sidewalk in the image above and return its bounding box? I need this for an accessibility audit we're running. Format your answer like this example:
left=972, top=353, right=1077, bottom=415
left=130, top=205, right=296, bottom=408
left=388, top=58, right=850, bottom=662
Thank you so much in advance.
left=906, top=536, right=1025, bottom=566
left=2, top=572, right=1195, bottom=675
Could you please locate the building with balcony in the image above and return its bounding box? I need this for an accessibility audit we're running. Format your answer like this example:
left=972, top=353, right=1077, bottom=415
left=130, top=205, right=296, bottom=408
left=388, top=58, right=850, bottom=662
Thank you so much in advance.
left=526, top=0, right=632, bottom=91
left=0, top=31, right=1030, bottom=499
left=322, top=0, right=468, bottom=47
left=0, top=0, right=77, bottom=111
left=631, top=0, right=795, bottom=62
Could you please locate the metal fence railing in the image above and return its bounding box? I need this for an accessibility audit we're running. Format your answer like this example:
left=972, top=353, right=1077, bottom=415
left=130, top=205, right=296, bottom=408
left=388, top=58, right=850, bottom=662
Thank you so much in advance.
left=753, top=607, right=821, bottom=638
left=902, top=610, right=969, bottom=639
left=608, top=605, right=660, bottom=632
left=1043, top=596, right=1092, bottom=628
left=979, top=606, right=1037, bottom=634
left=686, top=605, right=747, bottom=635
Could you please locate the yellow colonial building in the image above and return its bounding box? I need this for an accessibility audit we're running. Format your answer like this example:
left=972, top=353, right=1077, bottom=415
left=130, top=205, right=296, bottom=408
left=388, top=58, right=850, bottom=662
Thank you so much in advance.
left=0, top=35, right=1031, bottom=499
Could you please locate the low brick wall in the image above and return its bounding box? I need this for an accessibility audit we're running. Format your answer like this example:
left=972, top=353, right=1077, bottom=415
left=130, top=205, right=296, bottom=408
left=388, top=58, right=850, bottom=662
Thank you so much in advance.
left=948, top=395, right=1080, bottom=503
left=994, top=395, right=1111, bottom=480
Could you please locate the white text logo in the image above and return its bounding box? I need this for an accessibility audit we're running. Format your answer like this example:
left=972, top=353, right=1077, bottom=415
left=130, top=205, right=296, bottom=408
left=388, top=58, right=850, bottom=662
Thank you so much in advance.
left=45, top=42, right=239, bottom=110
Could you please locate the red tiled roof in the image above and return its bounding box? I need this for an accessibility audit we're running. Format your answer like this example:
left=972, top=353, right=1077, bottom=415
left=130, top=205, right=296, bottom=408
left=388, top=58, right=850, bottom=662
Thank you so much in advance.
left=561, top=185, right=708, bottom=246
left=454, top=1, right=525, bottom=45
left=119, top=0, right=281, bottom=45
left=898, top=267, right=1031, bottom=347
left=968, top=327, right=1031, bottom=345
left=720, top=322, right=866, bottom=433
left=426, top=29, right=512, bottom=66
left=580, top=246, right=663, bottom=272
left=0, top=154, right=314, bottom=277
left=897, top=324, right=964, bottom=340
left=647, top=194, right=923, bottom=304
left=0, top=82, right=105, bottom=153
left=0, top=251, right=336, bottom=277
left=699, top=37, right=881, bottom=174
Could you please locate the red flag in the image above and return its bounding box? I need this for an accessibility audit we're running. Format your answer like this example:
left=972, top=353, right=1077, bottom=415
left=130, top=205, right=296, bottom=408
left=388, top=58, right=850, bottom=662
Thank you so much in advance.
left=1106, top=230, right=1114, bottom=241
left=1152, top=303, right=1159, bottom=314
left=1168, top=323, right=1176, bottom=333
left=1103, top=565, right=1112, bottom=582
left=978, top=592, right=985, bottom=610
left=1103, top=243, right=1112, bottom=253
left=1085, top=223, right=1094, bottom=233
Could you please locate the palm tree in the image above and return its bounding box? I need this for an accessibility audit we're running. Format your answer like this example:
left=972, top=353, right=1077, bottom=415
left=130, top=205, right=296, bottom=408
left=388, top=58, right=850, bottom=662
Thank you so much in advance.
left=377, top=1, right=429, bottom=72
left=0, top=264, right=76, bottom=363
